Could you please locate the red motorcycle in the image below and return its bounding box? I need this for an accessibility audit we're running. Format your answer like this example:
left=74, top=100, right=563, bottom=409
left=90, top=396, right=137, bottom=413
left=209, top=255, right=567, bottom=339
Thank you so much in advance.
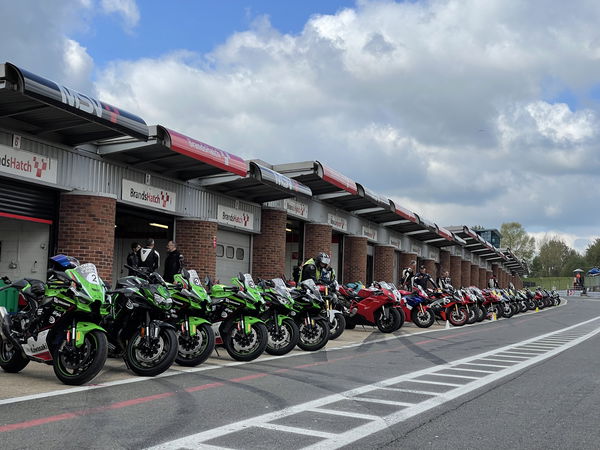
left=338, top=282, right=404, bottom=333
left=427, top=288, right=469, bottom=326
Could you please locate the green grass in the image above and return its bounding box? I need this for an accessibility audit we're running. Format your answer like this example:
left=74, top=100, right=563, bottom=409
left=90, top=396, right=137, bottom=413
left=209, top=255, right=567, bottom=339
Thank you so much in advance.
left=523, top=277, right=572, bottom=290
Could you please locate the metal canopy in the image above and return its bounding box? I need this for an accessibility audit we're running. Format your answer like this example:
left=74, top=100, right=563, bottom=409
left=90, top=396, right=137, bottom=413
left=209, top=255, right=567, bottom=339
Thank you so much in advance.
left=98, top=127, right=247, bottom=180
left=499, top=247, right=528, bottom=275
left=272, top=161, right=358, bottom=196
left=199, top=162, right=313, bottom=204
left=0, top=62, right=149, bottom=145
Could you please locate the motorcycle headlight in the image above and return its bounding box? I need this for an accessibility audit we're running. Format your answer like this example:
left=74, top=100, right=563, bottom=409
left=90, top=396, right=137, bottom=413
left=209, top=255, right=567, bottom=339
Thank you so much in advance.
left=154, top=293, right=172, bottom=308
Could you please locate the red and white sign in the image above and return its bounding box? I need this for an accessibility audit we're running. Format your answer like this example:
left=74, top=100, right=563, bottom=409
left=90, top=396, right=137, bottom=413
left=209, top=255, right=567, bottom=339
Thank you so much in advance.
left=0, top=144, right=58, bottom=184
left=283, top=198, right=308, bottom=219
left=362, top=226, right=378, bottom=241
left=122, top=179, right=176, bottom=212
left=327, top=213, right=348, bottom=232
left=217, top=204, right=254, bottom=231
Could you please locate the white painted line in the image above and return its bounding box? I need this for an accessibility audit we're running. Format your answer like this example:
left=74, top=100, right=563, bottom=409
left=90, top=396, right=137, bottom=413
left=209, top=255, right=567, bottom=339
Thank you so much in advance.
left=310, top=408, right=380, bottom=421
left=353, top=397, right=416, bottom=407
left=500, top=350, right=544, bottom=355
left=517, top=345, right=556, bottom=349
left=257, top=423, right=337, bottom=439
left=458, top=363, right=508, bottom=369
left=492, top=353, right=530, bottom=359
left=409, top=379, right=463, bottom=387
left=380, top=388, right=441, bottom=396
left=147, top=315, right=600, bottom=450
left=427, top=373, right=480, bottom=380
left=478, top=358, right=521, bottom=364
left=440, top=368, right=496, bottom=374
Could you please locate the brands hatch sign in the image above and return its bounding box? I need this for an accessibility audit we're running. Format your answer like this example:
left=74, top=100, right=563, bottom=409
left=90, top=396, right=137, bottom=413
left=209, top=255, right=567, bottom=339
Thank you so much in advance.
left=0, top=144, right=58, bottom=184
left=217, top=205, right=255, bottom=231
left=283, top=198, right=308, bottom=219
left=122, top=179, right=176, bottom=212
left=327, top=213, right=348, bottom=232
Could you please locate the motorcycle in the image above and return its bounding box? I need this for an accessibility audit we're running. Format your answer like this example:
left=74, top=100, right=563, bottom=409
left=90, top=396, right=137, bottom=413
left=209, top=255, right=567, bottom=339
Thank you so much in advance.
left=103, top=269, right=179, bottom=376
left=208, top=273, right=268, bottom=361
left=427, top=288, right=469, bottom=326
left=256, top=278, right=300, bottom=356
left=168, top=269, right=215, bottom=366
left=401, top=285, right=435, bottom=328
left=317, top=281, right=346, bottom=340
left=290, top=279, right=330, bottom=351
left=0, top=255, right=108, bottom=385
left=338, top=282, right=403, bottom=333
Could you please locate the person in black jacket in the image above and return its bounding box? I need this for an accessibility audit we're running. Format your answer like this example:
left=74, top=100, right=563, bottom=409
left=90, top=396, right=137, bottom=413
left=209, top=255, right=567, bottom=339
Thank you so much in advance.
left=139, top=238, right=160, bottom=274
left=126, top=242, right=141, bottom=276
left=164, top=240, right=184, bottom=282
left=413, top=265, right=438, bottom=291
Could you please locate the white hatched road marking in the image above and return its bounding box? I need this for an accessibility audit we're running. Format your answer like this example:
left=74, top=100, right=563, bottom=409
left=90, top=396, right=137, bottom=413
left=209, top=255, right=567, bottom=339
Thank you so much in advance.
left=440, top=367, right=496, bottom=374
left=460, top=362, right=509, bottom=369
left=310, top=408, right=380, bottom=421
left=381, top=387, right=441, bottom=395
left=147, top=315, right=600, bottom=450
left=257, top=423, right=337, bottom=439
left=353, top=398, right=417, bottom=407
left=427, top=373, right=480, bottom=380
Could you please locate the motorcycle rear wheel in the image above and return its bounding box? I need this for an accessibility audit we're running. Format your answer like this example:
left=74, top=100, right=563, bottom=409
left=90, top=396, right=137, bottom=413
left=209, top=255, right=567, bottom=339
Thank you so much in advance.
left=0, top=337, right=29, bottom=373
left=328, top=312, right=346, bottom=340
left=53, top=330, right=108, bottom=386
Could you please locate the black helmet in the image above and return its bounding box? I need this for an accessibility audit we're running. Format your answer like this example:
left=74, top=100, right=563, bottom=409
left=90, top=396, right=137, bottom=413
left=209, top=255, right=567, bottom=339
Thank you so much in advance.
left=316, top=252, right=331, bottom=266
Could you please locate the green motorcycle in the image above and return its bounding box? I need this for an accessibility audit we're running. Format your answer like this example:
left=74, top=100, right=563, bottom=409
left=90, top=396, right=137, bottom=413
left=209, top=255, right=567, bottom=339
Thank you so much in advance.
left=0, top=255, right=108, bottom=385
left=104, top=269, right=178, bottom=377
left=208, top=273, right=268, bottom=361
left=168, top=269, right=215, bottom=366
left=256, top=278, right=299, bottom=356
left=291, top=279, right=331, bottom=351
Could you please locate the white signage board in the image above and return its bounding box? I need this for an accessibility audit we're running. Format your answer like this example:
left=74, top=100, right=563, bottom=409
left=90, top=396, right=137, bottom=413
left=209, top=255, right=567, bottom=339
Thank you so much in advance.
left=327, top=213, right=348, bottom=232
left=362, top=226, right=378, bottom=241
left=217, top=204, right=255, bottom=231
left=283, top=198, right=308, bottom=219
left=0, top=144, right=58, bottom=184
left=390, top=237, right=402, bottom=249
left=121, top=179, right=176, bottom=212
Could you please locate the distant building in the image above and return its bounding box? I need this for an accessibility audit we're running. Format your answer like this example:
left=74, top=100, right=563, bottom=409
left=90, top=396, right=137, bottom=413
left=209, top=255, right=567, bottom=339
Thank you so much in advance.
left=475, top=229, right=502, bottom=248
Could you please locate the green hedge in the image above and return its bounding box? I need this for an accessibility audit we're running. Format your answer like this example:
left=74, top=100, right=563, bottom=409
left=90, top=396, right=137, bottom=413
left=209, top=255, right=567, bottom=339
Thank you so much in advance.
left=523, top=277, right=572, bottom=290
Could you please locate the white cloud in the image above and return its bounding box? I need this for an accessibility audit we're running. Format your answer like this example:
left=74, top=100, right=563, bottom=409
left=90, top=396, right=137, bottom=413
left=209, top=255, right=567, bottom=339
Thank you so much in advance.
left=101, top=0, right=140, bottom=29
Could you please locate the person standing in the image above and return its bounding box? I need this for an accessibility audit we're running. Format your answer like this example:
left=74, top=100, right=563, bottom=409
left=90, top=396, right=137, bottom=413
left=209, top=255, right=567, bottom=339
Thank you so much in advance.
left=438, top=270, right=452, bottom=289
left=126, top=242, right=141, bottom=276
left=139, top=238, right=160, bottom=274
left=164, top=240, right=184, bottom=282
left=488, top=274, right=499, bottom=289
left=401, top=260, right=416, bottom=290
left=413, top=265, right=437, bottom=291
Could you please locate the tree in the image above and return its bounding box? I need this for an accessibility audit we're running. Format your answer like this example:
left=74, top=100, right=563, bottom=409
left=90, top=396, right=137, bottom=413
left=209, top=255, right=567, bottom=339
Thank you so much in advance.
left=584, top=239, right=600, bottom=268
left=500, top=222, right=535, bottom=263
left=534, top=238, right=575, bottom=277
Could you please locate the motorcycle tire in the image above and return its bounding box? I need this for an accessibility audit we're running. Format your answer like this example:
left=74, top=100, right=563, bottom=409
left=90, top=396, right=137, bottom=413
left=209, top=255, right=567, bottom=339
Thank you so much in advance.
left=175, top=323, right=215, bottom=367
left=554, top=297, right=562, bottom=306
left=265, top=318, right=299, bottom=356
left=519, top=302, right=528, bottom=313
left=53, top=330, right=108, bottom=386
left=476, top=305, right=487, bottom=322
left=0, top=337, right=29, bottom=373
left=297, top=317, right=330, bottom=351
left=328, top=313, right=346, bottom=340
left=447, top=306, right=468, bottom=326
left=510, top=303, right=519, bottom=315
left=526, top=300, right=536, bottom=311
left=466, top=306, right=477, bottom=325
left=345, top=319, right=356, bottom=330
left=224, top=322, right=268, bottom=361
left=411, top=307, right=435, bottom=328
left=376, top=307, right=402, bottom=333
left=126, top=327, right=178, bottom=376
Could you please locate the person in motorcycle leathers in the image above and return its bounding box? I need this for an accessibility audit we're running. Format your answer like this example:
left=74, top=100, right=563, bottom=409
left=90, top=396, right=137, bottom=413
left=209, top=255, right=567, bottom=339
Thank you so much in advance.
left=413, top=265, right=438, bottom=291
left=401, top=260, right=416, bottom=289
left=300, top=252, right=332, bottom=284
left=437, top=271, right=453, bottom=290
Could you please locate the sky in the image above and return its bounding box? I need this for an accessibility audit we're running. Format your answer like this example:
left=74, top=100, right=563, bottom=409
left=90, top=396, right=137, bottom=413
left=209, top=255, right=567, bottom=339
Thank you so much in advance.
left=1, top=0, right=599, bottom=253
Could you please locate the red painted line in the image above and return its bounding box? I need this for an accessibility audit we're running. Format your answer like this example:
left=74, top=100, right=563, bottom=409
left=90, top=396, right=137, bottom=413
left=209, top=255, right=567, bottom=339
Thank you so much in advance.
left=0, top=211, right=53, bottom=224
left=0, top=412, right=77, bottom=432
left=185, top=382, right=225, bottom=393
left=229, top=373, right=269, bottom=383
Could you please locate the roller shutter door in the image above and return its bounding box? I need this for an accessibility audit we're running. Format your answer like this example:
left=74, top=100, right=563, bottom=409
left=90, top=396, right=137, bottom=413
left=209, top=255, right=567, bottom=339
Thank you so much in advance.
left=216, top=230, right=251, bottom=283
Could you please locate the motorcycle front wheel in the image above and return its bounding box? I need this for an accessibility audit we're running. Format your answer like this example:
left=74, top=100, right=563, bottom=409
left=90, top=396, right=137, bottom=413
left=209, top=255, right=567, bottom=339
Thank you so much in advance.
left=297, top=317, right=330, bottom=351
left=126, top=327, right=178, bottom=376
left=265, top=318, right=299, bottom=356
left=53, top=330, right=108, bottom=385
left=411, top=307, right=435, bottom=328
left=224, top=322, right=268, bottom=361
left=376, top=307, right=402, bottom=333
left=176, top=323, right=215, bottom=367
left=328, top=312, right=346, bottom=340
left=0, top=337, right=29, bottom=373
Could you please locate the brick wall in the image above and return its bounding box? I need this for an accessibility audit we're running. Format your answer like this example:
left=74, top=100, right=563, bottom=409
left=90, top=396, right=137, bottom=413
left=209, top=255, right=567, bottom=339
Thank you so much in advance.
left=470, top=264, right=479, bottom=288
left=492, top=264, right=499, bottom=280
left=57, top=193, right=116, bottom=281
left=486, top=270, right=493, bottom=287
left=175, top=219, right=218, bottom=279
left=450, top=255, right=462, bottom=287
left=399, top=252, right=418, bottom=272
left=479, top=268, right=488, bottom=288
left=374, top=245, right=395, bottom=282
left=343, top=236, right=368, bottom=283
left=440, top=250, right=451, bottom=275
left=461, top=260, right=471, bottom=286
left=304, top=224, right=332, bottom=261
left=422, top=259, right=436, bottom=279
left=252, top=209, right=287, bottom=279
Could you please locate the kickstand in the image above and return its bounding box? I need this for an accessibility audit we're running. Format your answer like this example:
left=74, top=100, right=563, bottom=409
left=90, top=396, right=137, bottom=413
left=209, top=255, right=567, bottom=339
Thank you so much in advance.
left=214, top=346, right=221, bottom=357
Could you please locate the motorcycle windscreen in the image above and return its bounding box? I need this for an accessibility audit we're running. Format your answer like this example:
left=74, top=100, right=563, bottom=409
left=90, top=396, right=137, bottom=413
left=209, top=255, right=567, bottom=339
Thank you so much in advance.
left=74, top=263, right=104, bottom=300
